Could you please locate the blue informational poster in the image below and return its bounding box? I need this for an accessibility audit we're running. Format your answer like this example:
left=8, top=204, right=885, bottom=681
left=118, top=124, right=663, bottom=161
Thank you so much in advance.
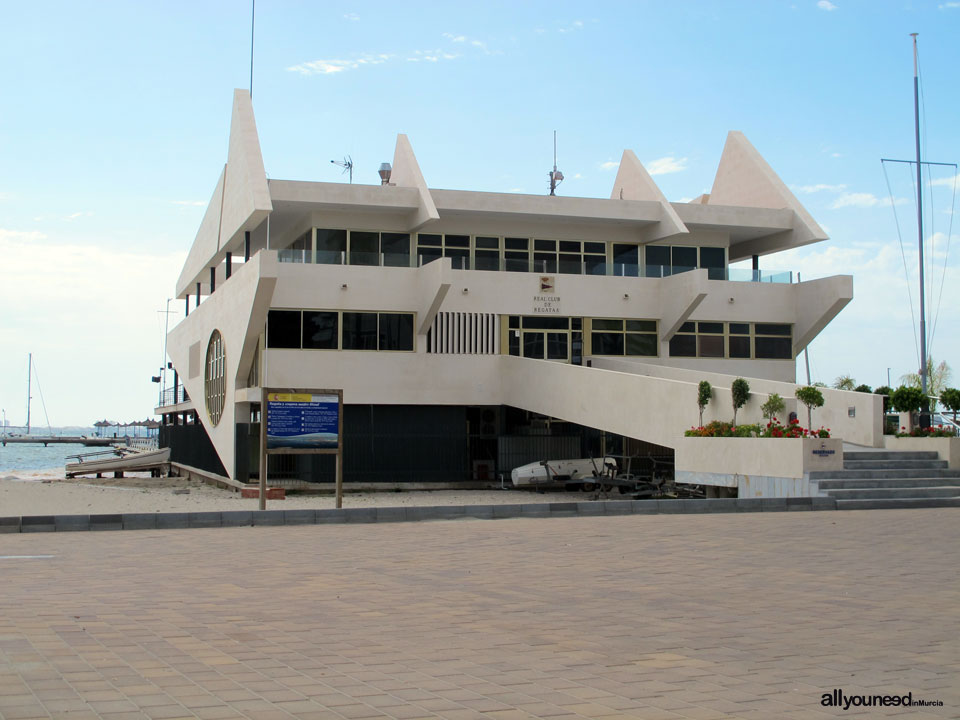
left=266, top=392, right=340, bottom=449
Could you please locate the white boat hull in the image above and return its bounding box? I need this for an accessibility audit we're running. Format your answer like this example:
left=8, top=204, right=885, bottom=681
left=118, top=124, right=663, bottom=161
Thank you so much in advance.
left=66, top=448, right=171, bottom=477
left=511, top=457, right=618, bottom=487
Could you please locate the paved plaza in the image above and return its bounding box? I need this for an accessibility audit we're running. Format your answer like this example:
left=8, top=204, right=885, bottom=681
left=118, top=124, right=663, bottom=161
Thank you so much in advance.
left=0, top=509, right=957, bottom=720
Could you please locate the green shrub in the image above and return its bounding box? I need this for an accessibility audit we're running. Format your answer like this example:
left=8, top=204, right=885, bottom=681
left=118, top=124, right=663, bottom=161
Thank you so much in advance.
left=697, top=380, right=712, bottom=427
left=890, top=385, right=925, bottom=414
left=760, top=393, right=785, bottom=423
left=874, top=385, right=893, bottom=414
left=795, top=385, right=825, bottom=431
left=731, top=378, right=750, bottom=425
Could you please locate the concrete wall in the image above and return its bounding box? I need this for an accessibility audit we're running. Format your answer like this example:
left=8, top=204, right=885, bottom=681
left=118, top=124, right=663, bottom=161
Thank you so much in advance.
left=883, top=436, right=960, bottom=468
left=592, top=358, right=883, bottom=447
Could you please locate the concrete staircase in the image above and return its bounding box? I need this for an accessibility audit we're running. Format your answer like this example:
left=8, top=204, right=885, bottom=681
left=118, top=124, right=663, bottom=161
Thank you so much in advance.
left=810, top=450, right=960, bottom=510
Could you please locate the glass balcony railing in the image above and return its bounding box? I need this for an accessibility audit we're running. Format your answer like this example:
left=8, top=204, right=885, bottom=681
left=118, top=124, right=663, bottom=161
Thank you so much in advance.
left=727, top=268, right=793, bottom=283
left=275, top=247, right=792, bottom=283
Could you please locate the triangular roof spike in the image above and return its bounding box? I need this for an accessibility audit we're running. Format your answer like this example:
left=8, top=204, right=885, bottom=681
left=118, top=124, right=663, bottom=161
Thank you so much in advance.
left=709, top=131, right=826, bottom=242
left=223, top=88, right=273, bottom=246
left=610, top=150, right=687, bottom=240
left=390, top=134, right=439, bottom=230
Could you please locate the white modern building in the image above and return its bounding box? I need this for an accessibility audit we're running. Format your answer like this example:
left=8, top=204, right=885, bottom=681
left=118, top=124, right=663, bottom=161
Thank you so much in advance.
left=158, top=89, right=874, bottom=486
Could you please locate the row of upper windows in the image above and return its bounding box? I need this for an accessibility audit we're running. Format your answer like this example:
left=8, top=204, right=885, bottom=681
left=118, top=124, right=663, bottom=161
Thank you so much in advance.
left=669, top=322, right=793, bottom=360
left=267, top=310, right=415, bottom=352
left=280, top=228, right=728, bottom=279
left=264, top=309, right=792, bottom=361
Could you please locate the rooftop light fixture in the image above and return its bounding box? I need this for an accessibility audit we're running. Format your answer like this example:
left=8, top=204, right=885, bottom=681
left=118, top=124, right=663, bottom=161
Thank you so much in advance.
left=379, top=163, right=392, bottom=185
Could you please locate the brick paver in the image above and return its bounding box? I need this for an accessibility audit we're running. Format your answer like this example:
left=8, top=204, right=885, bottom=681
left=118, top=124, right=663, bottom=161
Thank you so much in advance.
left=0, top=509, right=957, bottom=719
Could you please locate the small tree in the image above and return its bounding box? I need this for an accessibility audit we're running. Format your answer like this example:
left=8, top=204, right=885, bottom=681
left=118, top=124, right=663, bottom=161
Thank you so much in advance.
left=795, top=385, right=825, bottom=432
left=731, top=378, right=750, bottom=425
left=940, top=387, right=960, bottom=422
left=697, top=381, right=712, bottom=427
left=874, top=385, right=893, bottom=414
left=833, top=375, right=856, bottom=391
left=760, top=393, right=785, bottom=424
left=854, top=383, right=873, bottom=394
left=890, top=385, right=925, bottom=415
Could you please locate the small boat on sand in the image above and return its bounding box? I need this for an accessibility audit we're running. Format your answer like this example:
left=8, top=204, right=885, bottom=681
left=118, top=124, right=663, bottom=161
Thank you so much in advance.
left=511, top=457, right=618, bottom=489
left=66, top=446, right=171, bottom=478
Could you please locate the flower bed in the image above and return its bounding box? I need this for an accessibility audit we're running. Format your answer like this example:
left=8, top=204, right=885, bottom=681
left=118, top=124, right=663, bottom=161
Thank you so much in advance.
left=685, top=418, right=830, bottom=439
left=895, top=425, right=957, bottom=438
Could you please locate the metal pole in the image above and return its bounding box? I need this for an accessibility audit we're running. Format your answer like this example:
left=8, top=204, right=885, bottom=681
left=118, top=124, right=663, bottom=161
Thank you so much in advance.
left=798, top=273, right=811, bottom=385
left=336, top=390, right=344, bottom=508
left=26, top=353, right=31, bottom=435
left=259, top=393, right=267, bottom=511
left=912, top=33, right=928, bottom=414
left=250, top=0, right=255, bottom=100
left=161, top=298, right=171, bottom=406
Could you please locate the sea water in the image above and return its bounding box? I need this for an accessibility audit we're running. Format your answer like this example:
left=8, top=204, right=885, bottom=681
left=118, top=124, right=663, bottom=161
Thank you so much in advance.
left=0, top=428, right=98, bottom=473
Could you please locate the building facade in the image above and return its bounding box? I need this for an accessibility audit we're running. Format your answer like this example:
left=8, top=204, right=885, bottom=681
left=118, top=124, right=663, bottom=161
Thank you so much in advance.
left=158, top=89, right=857, bottom=484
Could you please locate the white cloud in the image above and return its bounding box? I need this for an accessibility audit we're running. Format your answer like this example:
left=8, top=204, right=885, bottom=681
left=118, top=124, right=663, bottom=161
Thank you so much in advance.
left=831, top=152, right=842, bottom=158
left=930, top=173, right=960, bottom=188
left=442, top=33, right=467, bottom=43
left=343, top=13, right=359, bottom=21
left=793, top=183, right=847, bottom=194
left=558, top=20, right=585, bottom=33
left=817, top=0, right=837, bottom=10
left=287, top=53, right=392, bottom=76
left=599, top=160, right=619, bottom=171
left=172, top=200, right=206, bottom=207
left=938, top=1, right=960, bottom=8
left=65, top=211, right=93, bottom=220
left=830, top=192, right=905, bottom=209
left=573, top=173, right=582, bottom=179
left=0, top=191, right=13, bottom=201
left=0, top=228, right=47, bottom=242
left=647, top=156, right=688, bottom=176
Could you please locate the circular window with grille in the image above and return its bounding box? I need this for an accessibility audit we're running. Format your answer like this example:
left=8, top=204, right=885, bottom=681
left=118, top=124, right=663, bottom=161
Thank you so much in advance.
left=204, top=330, right=226, bottom=426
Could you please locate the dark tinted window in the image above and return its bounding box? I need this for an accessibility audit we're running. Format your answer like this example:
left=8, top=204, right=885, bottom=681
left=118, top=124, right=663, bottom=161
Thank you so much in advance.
left=593, top=319, right=622, bottom=331
left=729, top=323, right=750, bottom=335
left=546, top=333, right=568, bottom=360
left=755, top=324, right=792, bottom=336
left=645, top=245, right=670, bottom=276
left=381, top=233, right=410, bottom=267
left=302, top=311, right=338, bottom=349
left=350, top=231, right=379, bottom=266
left=475, top=236, right=499, bottom=248
left=698, top=322, right=724, bottom=334
left=755, top=337, right=792, bottom=359
left=316, top=229, right=346, bottom=264
left=672, top=246, right=697, bottom=272
left=626, top=320, right=656, bottom=332
left=379, top=313, right=413, bottom=351
left=267, top=310, right=301, bottom=349
left=417, top=234, right=442, bottom=246
left=522, top=317, right=568, bottom=330
left=626, top=334, right=657, bottom=356
left=669, top=334, right=697, bottom=357
left=729, top=336, right=751, bottom=358
left=559, top=240, right=580, bottom=252
left=678, top=322, right=696, bottom=333
left=591, top=333, right=624, bottom=355
left=699, top=335, right=724, bottom=358
left=342, top=312, right=378, bottom=350
left=445, top=234, right=470, bottom=248
left=700, top=246, right=725, bottom=268
left=523, top=333, right=544, bottom=358
left=475, top=251, right=499, bottom=271
left=505, top=237, right=528, bottom=250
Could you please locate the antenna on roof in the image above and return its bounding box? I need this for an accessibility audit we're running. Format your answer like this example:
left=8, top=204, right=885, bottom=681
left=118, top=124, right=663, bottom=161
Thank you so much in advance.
left=331, top=156, right=354, bottom=183
left=548, top=130, right=564, bottom=196
left=249, top=0, right=255, bottom=99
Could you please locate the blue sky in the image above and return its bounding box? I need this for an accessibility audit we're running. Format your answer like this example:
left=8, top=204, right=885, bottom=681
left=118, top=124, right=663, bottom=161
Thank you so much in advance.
left=1, top=0, right=958, bottom=426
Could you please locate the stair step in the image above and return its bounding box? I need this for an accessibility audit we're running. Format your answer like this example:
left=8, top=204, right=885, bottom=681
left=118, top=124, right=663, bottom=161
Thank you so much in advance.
left=818, top=478, right=960, bottom=490
left=844, top=451, right=940, bottom=461
left=843, top=460, right=948, bottom=470
left=810, top=468, right=960, bottom=480
left=824, top=487, right=960, bottom=500
left=835, top=497, right=960, bottom=510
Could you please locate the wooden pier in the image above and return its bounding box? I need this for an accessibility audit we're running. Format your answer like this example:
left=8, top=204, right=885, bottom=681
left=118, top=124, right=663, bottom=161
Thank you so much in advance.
left=1, top=436, right=123, bottom=448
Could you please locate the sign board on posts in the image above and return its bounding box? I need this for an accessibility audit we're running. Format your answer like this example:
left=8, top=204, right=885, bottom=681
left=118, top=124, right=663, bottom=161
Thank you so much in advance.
left=260, top=388, right=344, bottom=509
left=266, top=392, right=340, bottom=450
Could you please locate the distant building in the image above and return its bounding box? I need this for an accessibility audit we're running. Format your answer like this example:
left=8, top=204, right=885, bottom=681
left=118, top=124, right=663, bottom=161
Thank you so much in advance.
left=157, top=89, right=852, bottom=484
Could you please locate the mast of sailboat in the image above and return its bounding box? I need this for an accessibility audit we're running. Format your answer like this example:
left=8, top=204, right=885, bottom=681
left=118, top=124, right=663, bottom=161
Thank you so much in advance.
left=26, top=352, right=32, bottom=435
left=911, top=33, right=928, bottom=406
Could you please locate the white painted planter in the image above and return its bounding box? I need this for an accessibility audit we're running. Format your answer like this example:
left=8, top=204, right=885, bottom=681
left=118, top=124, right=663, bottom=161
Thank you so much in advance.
left=675, top=437, right=843, bottom=498
left=883, top=435, right=960, bottom=469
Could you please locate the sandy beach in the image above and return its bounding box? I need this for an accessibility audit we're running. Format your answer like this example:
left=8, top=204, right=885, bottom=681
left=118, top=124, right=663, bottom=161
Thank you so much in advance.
left=0, top=468, right=592, bottom=516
